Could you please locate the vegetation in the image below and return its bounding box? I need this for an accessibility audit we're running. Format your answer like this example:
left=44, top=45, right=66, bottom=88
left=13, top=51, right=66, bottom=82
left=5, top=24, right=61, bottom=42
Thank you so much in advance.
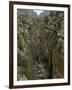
left=17, top=9, right=64, bottom=80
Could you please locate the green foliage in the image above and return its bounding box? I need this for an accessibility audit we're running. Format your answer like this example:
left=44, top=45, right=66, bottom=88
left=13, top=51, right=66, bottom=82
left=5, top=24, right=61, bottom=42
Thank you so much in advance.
left=44, top=11, right=64, bottom=30
left=17, top=9, right=64, bottom=80
left=17, top=53, right=28, bottom=68
left=44, top=16, right=48, bottom=24
left=18, top=67, right=35, bottom=80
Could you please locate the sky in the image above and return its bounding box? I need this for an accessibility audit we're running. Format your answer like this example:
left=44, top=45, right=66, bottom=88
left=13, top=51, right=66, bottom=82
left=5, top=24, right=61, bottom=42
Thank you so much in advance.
left=33, top=9, right=44, bottom=16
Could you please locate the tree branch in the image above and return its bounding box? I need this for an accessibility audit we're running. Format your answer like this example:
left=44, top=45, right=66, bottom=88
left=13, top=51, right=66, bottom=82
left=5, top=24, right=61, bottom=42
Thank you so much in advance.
left=58, top=35, right=64, bottom=39
left=42, top=23, right=64, bottom=39
left=42, top=23, right=57, bottom=33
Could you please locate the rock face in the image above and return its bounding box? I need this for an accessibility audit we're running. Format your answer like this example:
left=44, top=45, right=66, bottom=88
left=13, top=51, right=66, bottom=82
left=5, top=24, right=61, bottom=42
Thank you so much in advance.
left=17, top=9, right=64, bottom=80
left=17, top=9, right=37, bottom=17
